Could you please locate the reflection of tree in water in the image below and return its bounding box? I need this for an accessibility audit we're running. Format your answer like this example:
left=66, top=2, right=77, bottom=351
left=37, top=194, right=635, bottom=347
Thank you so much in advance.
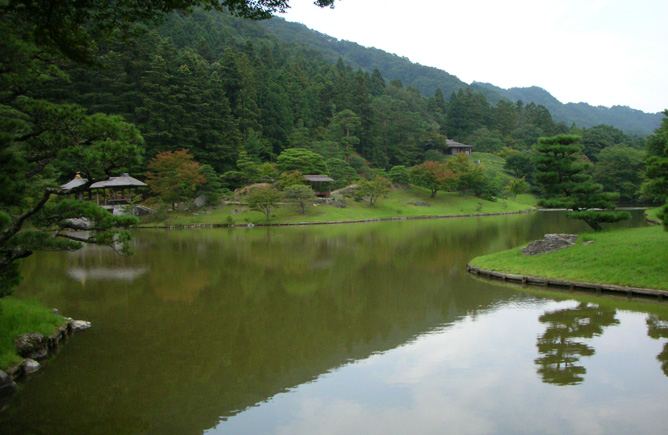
left=535, top=303, right=619, bottom=386
left=646, top=315, right=668, bottom=377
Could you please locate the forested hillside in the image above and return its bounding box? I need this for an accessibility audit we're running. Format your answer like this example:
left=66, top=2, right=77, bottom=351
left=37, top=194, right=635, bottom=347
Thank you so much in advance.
left=260, top=18, right=469, bottom=99
left=37, top=8, right=576, bottom=176
left=259, top=16, right=661, bottom=136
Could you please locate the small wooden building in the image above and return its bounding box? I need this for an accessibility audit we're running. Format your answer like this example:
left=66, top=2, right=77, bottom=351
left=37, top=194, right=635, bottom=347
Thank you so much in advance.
left=446, top=139, right=473, bottom=155
left=303, top=175, right=334, bottom=198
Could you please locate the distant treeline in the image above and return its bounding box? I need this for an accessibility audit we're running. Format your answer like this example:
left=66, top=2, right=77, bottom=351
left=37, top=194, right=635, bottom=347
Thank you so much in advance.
left=39, top=10, right=636, bottom=171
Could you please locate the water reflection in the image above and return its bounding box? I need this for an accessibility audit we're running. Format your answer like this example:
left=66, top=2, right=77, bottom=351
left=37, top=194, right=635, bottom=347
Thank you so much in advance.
left=67, top=266, right=148, bottom=282
left=647, top=315, right=668, bottom=376
left=1, top=211, right=666, bottom=434
left=535, top=303, right=619, bottom=385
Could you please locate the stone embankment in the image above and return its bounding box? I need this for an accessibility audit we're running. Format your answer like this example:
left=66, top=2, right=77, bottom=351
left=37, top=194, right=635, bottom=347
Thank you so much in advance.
left=0, top=316, right=91, bottom=403
left=467, top=264, right=668, bottom=299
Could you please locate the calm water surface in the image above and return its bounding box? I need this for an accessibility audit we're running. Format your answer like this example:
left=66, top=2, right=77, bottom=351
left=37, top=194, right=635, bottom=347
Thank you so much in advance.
left=1, top=211, right=667, bottom=434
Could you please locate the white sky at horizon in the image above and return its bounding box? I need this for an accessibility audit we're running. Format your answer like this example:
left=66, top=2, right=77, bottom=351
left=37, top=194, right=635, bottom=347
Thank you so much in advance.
left=280, top=0, right=668, bottom=114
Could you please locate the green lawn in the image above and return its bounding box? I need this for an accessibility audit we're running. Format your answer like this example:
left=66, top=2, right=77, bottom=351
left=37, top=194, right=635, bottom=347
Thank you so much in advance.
left=142, top=187, right=538, bottom=226
left=470, top=225, right=668, bottom=290
left=0, top=298, right=67, bottom=369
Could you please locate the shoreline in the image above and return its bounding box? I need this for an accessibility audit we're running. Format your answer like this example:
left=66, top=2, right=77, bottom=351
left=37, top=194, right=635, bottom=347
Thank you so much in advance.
left=136, top=209, right=535, bottom=229
left=1, top=318, right=91, bottom=403
left=466, top=264, right=668, bottom=299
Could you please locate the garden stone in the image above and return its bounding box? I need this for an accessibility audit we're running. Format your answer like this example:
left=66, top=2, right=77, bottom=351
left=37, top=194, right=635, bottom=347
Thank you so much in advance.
left=22, top=359, right=41, bottom=374
left=521, top=234, right=579, bottom=256
left=71, top=320, right=92, bottom=331
left=15, top=333, right=48, bottom=360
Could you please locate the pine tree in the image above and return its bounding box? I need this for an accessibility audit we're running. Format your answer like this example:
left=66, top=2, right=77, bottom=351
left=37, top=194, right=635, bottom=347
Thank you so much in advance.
left=534, top=135, right=630, bottom=231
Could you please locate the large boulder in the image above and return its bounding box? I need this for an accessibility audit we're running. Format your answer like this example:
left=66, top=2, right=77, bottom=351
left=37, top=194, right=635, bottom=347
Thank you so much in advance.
left=521, top=234, right=579, bottom=256
left=15, top=333, right=48, bottom=360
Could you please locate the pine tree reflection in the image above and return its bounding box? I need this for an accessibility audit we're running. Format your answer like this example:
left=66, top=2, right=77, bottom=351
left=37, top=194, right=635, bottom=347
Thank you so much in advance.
left=535, top=303, right=619, bottom=385
left=646, top=315, right=668, bottom=377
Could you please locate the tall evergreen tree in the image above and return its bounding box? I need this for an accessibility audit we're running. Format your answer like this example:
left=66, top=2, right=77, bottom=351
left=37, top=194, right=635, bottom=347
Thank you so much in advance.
left=534, top=135, right=630, bottom=231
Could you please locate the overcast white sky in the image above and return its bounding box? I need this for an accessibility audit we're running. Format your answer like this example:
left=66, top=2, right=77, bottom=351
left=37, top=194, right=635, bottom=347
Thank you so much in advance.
left=281, top=0, right=668, bottom=114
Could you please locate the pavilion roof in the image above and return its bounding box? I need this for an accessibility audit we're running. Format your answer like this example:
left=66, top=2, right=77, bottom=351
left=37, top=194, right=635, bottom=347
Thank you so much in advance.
left=61, top=174, right=88, bottom=190
left=303, top=175, right=334, bottom=182
left=446, top=139, right=473, bottom=148
left=91, top=173, right=147, bottom=189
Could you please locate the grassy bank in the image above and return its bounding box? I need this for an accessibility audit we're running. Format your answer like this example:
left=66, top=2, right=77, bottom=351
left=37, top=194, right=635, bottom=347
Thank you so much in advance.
left=646, top=206, right=663, bottom=223
left=469, top=225, right=668, bottom=291
left=0, top=298, right=67, bottom=370
left=144, top=187, right=537, bottom=227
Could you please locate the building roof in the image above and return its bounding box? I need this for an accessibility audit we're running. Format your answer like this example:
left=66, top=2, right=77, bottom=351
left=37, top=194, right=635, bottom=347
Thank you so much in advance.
left=61, top=174, right=88, bottom=191
left=446, top=139, right=473, bottom=149
left=90, top=173, right=147, bottom=189
left=303, top=175, right=334, bottom=182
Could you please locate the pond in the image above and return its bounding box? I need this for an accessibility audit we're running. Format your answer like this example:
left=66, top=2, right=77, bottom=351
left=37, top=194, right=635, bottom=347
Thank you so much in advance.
left=1, top=211, right=667, bottom=434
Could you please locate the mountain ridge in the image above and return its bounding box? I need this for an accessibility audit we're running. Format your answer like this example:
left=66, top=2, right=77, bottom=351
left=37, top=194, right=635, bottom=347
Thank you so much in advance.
left=263, top=16, right=662, bottom=135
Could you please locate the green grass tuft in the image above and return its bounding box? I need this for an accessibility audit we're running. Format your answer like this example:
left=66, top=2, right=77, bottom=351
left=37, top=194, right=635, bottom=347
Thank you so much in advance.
left=0, top=298, right=67, bottom=369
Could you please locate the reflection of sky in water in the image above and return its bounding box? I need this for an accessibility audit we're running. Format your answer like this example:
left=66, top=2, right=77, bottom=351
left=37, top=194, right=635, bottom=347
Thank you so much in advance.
left=212, top=301, right=668, bottom=435
left=67, top=266, right=148, bottom=282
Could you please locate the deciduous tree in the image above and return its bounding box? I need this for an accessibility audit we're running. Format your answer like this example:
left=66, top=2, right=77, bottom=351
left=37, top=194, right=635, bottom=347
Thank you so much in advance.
left=246, top=186, right=282, bottom=221
left=358, top=176, right=391, bottom=206
left=410, top=162, right=455, bottom=198
left=508, top=178, right=529, bottom=200
left=283, top=184, right=315, bottom=214
left=146, top=149, right=206, bottom=210
left=445, top=153, right=487, bottom=197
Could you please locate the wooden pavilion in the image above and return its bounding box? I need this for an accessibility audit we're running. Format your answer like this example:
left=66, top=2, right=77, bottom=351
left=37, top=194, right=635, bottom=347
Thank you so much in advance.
left=61, top=173, right=147, bottom=209
left=303, top=175, right=334, bottom=198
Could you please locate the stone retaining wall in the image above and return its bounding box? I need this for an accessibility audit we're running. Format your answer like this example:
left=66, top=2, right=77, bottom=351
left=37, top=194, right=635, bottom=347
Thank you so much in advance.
left=466, top=264, right=668, bottom=299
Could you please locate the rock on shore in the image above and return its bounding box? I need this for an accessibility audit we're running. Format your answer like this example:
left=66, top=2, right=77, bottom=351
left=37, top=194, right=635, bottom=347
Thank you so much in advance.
left=521, top=234, right=578, bottom=256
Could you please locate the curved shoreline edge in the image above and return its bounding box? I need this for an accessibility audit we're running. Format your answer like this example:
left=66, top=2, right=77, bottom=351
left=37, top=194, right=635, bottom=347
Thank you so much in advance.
left=1, top=319, right=91, bottom=402
left=466, top=264, right=668, bottom=299
left=136, top=209, right=535, bottom=229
